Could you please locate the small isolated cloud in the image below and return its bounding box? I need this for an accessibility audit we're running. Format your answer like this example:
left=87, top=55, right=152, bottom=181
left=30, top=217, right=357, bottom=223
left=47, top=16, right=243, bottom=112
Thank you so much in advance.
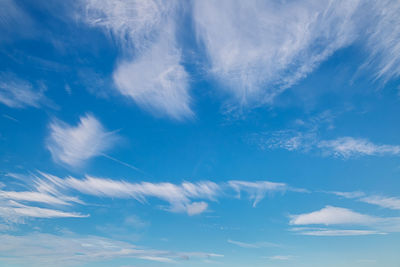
left=289, top=206, right=379, bottom=226
left=82, top=0, right=193, bottom=120
left=0, top=72, right=48, bottom=108
left=46, top=113, right=119, bottom=167
left=229, top=181, right=289, bottom=207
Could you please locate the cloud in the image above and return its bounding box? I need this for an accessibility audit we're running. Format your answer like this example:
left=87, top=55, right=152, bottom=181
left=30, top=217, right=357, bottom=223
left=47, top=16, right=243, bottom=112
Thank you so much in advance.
left=82, top=0, right=193, bottom=120
left=3, top=172, right=302, bottom=218
left=330, top=191, right=400, bottom=210
left=186, top=201, right=208, bottom=216
left=113, top=23, right=193, bottom=120
left=46, top=113, right=119, bottom=167
left=228, top=181, right=289, bottom=207
left=291, top=228, right=384, bottom=236
left=0, top=0, right=36, bottom=42
left=0, top=190, right=75, bottom=206
left=331, top=191, right=366, bottom=199
left=0, top=232, right=222, bottom=266
left=289, top=206, right=379, bottom=226
left=38, top=173, right=220, bottom=215
left=364, top=1, right=400, bottom=83
left=0, top=72, right=47, bottom=108
left=0, top=171, right=305, bottom=221
left=0, top=200, right=87, bottom=224
left=193, top=0, right=359, bottom=106
left=360, top=196, right=400, bottom=211
left=317, top=137, right=400, bottom=158
left=259, top=131, right=400, bottom=159
left=289, top=206, right=400, bottom=236
left=267, top=255, right=292, bottom=261
left=227, top=239, right=279, bottom=249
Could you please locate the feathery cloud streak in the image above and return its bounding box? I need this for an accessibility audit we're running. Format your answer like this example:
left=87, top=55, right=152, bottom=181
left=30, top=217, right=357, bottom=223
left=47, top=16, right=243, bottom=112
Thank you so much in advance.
left=0, top=72, right=48, bottom=108
left=0, top=172, right=298, bottom=221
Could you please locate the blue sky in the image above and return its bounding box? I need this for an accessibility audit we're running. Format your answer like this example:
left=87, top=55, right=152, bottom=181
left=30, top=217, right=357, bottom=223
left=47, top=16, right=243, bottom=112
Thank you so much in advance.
left=1, top=0, right=400, bottom=266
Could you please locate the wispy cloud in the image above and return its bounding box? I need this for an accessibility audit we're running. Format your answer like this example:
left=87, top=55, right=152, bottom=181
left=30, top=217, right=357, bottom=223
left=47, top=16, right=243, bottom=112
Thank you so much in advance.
left=317, top=137, right=400, bottom=158
left=364, top=1, right=400, bottom=83
left=82, top=0, right=193, bottom=120
left=229, top=181, right=288, bottom=207
left=193, top=0, right=359, bottom=107
left=0, top=0, right=36, bottom=42
left=0, top=200, right=87, bottom=224
left=331, top=191, right=400, bottom=211
left=227, top=239, right=280, bottom=249
left=360, top=195, right=400, bottom=211
left=1, top=172, right=302, bottom=219
left=0, top=232, right=222, bottom=266
left=0, top=72, right=48, bottom=109
left=46, top=113, right=119, bottom=167
left=37, top=172, right=221, bottom=215
left=289, top=206, right=400, bottom=236
left=291, top=228, right=384, bottom=236
left=258, top=131, right=400, bottom=159
left=266, top=255, right=293, bottom=261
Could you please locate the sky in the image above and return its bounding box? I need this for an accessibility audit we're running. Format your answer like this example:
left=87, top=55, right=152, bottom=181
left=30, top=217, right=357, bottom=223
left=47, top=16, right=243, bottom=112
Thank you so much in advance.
left=1, top=0, right=400, bottom=266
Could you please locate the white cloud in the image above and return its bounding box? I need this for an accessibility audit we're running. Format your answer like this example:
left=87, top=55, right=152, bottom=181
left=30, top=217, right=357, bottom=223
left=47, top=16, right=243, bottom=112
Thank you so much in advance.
left=193, top=0, right=359, bottom=106
left=0, top=200, right=87, bottom=224
left=267, top=255, right=292, bottom=261
left=0, top=232, right=222, bottom=266
left=227, top=239, right=279, bottom=249
left=289, top=206, right=400, bottom=236
left=289, top=206, right=379, bottom=226
left=46, top=114, right=119, bottom=167
left=229, top=181, right=288, bottom=207
left=186, top=201, right=208, bottom=216
left=318, top=137, right=400, bottom=158
left=331, top=191, right=366, bottom=199
left=0, top=171, right=304, bottom=220
left=260, top=131, right=400, bottom=159
left=0, top=190, right=73, bottom=206
left=82, top=0, right=193, bottom=120
left=0, top=72, right=47, bottom=108
left=292, top=228, right=384, bottom=236
left=359, top=196, right=400, bottom=211
left=364, top=1, right=400, bottom=83
left=330, top=190, right=400, bottom=211
left=113, top=22, right=193, bottom=120
left=39, top=173, right=220, bottom=215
